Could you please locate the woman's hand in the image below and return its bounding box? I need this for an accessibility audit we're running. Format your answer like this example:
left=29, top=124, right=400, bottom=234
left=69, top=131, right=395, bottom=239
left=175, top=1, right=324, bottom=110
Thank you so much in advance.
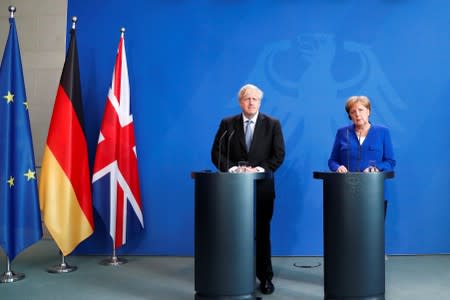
left=336, top=165, right=348, bottom=173
left=363, top=166, right=379, bottom=173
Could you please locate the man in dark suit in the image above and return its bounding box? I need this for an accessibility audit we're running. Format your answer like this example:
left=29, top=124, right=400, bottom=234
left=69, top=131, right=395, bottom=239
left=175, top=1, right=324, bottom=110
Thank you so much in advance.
left=211, top=84, right=285, bottom=295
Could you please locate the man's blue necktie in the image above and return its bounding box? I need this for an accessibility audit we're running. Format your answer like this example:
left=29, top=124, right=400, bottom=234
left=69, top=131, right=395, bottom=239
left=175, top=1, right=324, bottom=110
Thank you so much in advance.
left=245, top=120, right=253, bottom=152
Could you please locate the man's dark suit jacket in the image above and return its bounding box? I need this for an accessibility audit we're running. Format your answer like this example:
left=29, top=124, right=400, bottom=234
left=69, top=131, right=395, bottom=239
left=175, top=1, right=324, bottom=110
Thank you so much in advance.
left=211, top=112, right=285, bottom=281
left=211, top=113, right=285, bottom=197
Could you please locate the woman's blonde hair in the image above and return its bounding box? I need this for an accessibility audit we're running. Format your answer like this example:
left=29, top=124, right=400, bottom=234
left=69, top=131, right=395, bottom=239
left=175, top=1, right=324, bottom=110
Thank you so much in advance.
left=345, top=96, right=371, bottom=119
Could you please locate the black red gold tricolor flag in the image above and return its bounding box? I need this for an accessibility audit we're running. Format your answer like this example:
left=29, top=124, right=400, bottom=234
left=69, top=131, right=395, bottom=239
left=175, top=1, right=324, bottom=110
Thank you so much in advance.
left=39, top=26, right=94, bottom=256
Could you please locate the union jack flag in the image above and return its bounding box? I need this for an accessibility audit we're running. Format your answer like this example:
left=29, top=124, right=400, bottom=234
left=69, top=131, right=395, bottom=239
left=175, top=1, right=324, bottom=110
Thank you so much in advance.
left=92, top=31, right=143, bottom=249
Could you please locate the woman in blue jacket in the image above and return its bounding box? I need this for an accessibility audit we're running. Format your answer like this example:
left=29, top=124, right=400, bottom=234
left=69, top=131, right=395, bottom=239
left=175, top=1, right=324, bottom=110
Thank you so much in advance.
left=328, top=96, right=396, bottom=173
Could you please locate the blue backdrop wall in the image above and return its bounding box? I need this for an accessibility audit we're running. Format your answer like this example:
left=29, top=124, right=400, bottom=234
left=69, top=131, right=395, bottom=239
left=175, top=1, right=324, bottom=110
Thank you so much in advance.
left=69, top=1, right=450, bottom=255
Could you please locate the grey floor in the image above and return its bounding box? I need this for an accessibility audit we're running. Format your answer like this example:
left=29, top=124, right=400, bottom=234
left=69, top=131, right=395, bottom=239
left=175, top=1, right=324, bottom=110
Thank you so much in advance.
left=1, top=240, right=449, bottom=300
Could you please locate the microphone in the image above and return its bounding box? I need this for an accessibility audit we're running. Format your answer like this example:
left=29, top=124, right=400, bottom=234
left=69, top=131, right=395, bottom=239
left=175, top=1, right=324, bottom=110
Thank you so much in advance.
left=226, top=129, right=236, bottom=172
left=357, top=131, right=362, bottom=172
left=217, top=130, right=228, bottom=172
left=346, top=128, right=350, bottom=172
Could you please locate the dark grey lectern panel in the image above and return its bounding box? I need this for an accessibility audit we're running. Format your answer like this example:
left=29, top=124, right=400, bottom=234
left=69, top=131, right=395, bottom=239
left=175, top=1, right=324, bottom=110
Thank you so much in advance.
left=192, top=171, right=270, bottom=300
left=313, top=171, right=394, bottom=300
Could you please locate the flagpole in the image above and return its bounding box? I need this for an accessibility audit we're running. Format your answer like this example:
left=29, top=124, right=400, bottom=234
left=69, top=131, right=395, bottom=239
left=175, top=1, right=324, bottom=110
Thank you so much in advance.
left=0, top=5, right=26, bottom=285
left=97, top=26, right=130, bottom=267
left=44, top=16, right=82, bottom=275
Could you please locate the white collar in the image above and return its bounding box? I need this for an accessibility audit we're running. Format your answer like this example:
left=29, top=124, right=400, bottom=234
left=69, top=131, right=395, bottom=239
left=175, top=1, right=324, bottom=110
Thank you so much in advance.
left=242, top=112, right=258, bottom=123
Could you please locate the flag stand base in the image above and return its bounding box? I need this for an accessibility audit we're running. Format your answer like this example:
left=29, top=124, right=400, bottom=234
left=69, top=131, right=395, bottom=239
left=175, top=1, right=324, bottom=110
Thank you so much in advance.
left=47, top=263, right=77, bottom=273
left=46, top=253, right=77, bottom=273
left=100, top=255, right=128, bottom=266
left=0, top=270, right=25, bottom=283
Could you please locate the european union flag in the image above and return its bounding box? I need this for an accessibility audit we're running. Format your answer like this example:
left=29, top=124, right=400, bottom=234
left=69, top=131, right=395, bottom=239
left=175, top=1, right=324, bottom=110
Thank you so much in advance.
left=0, top=17, right=42, bottom=261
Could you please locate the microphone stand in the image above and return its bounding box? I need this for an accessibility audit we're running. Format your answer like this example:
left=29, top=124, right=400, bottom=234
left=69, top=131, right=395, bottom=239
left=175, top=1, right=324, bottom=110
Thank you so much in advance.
left=226, top=130, right=235, bottom=172
left=346, top=128, right=350, bottom=171
left=357, top=131, right=362, bottom=172
left=217, top=130, right=227, bottom=172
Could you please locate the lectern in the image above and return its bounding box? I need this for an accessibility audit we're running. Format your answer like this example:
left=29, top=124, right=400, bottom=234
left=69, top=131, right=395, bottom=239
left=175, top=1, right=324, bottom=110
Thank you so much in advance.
left=192, top=171, right=270, bottom=300
left=313, top=171, right=394, bottom=300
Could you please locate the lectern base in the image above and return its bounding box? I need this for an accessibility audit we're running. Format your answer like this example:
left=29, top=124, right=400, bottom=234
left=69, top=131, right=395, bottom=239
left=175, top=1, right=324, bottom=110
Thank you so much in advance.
left=195, top=293, right=257, bottom=300
left=325, top=295, right=384, bottom=300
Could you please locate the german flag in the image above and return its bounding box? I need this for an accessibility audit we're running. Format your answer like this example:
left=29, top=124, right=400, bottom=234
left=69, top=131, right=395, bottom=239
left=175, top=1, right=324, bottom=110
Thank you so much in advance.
left=39, top=25, right=94, bottom=256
